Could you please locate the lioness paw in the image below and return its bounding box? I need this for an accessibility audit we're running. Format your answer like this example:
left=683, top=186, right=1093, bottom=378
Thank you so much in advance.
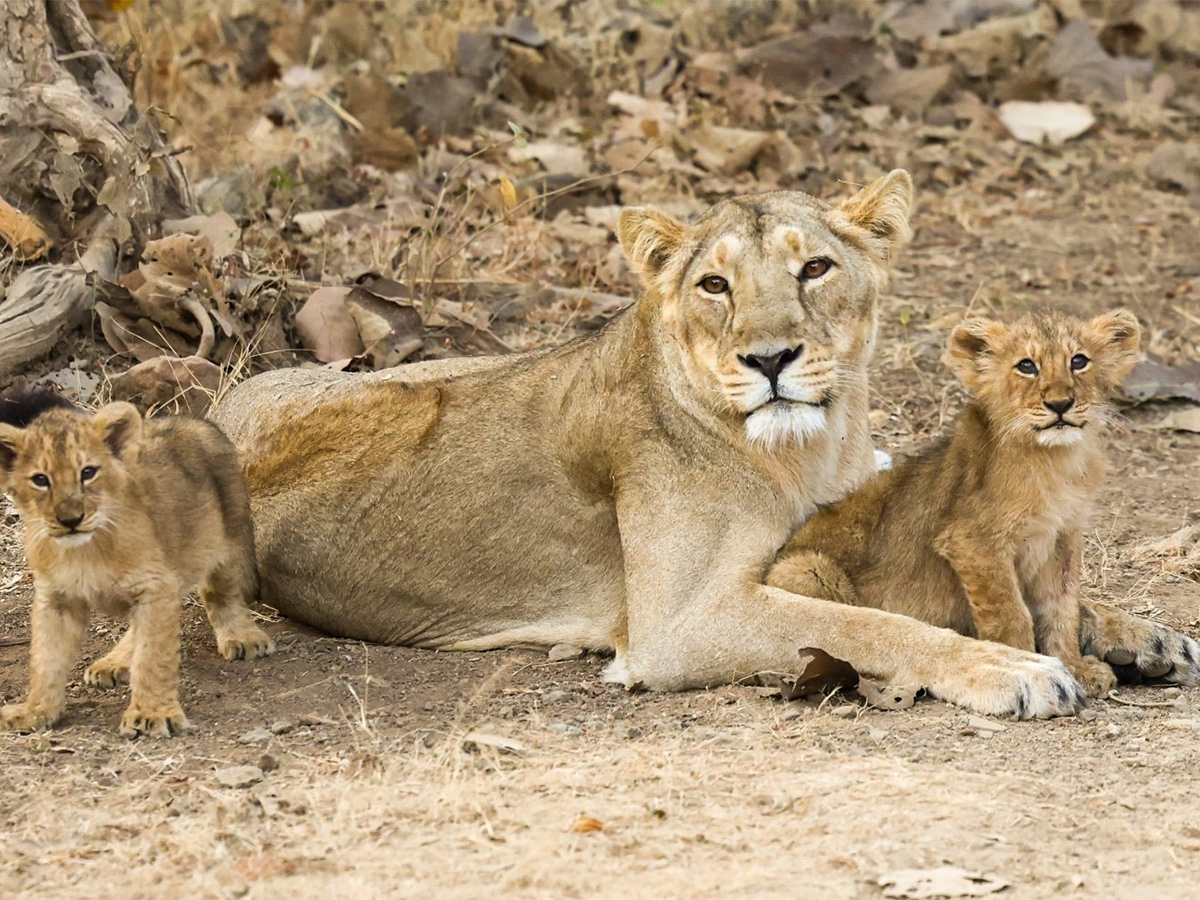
left=1086, top=617, right=1200, bottom=687
left=929, top=643, right=1086, bottom=719
left=1, top=702, right=56, bottom=732
left=216, top=627, right=275, bottom=662
left=85, top=659, right=130, bottom=689
left=119, top=705, right=190, bottom=739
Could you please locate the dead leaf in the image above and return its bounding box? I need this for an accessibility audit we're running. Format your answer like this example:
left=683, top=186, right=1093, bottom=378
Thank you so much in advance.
left=856, top=679, right=918, bottom=711
left=295, top=287, right=364, bottom=363
left=997, top=101, right=1094, bottom=146
left=737, top=32, right=878, bottom=97
left=1045, top=19, right=1152, bottom=102
left=866, top=65, right=953, bottom=117
left=1124, top=355, right=1200, bottom=404
left=162, top=212, right=239, bottom=259
left=1144, top=141, right=1200, bottom=194
left=108, top=355, right=223, bottom=415
left=344, top=279, right=423, bottom=370
left=1156, top=407, right=1200, bottom=433
left=570, top=816, right=605, bottom=833
left=759, top=648, right=860, bottom=701
left=880, top=866, right=1010, bottom=899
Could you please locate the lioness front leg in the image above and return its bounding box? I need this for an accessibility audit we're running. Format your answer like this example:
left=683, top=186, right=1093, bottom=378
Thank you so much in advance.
left=1025, top=531, right=1115, bottom=697
left=86, top=627, right=134, bottom=688
left=1080, top=601, right=1200, bottom=686
left=2, top=591, right=89, bottom=732
left=120, top=586, right=189, bottom=738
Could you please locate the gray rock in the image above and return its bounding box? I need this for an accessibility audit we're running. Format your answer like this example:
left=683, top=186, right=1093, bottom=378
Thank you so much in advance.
left=548, top=643, right=584, bottom=661
left=215, top=765, right=264, bottom=789
left=238, top=727, right=273, bottom=745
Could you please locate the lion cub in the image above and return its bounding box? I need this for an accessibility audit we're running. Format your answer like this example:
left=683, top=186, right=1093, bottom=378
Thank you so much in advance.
left=768, top=309, right=1141, bottom=696
left=0, top=393, right=275, bottom=737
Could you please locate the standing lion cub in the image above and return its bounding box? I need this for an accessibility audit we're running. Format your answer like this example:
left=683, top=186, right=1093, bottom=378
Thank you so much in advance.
left=0, top=393, right=275, bottom=737
left=768, top=309, right=1141, bottom=696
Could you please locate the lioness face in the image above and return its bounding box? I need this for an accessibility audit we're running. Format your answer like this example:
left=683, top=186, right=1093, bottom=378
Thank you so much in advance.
left=946, top=310, right=1141, bottom=448
left=0, top=403, right=143, bottom=546
left=619, top=171, right=913, bottom=449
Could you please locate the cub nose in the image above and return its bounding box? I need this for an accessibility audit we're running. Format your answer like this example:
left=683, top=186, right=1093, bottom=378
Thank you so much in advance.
left=58, top=513, right=84, bottom=529
left=740, top=345, right=803, bottom=388
left=1044, top=397, right=1074, bottom=416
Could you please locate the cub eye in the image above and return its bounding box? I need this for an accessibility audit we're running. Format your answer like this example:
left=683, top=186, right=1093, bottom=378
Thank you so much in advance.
left=699, top=275, right=729, bottom=295
left=1015, top=359, right=1039, bottom=376
left=801, top=258, right=832, bottom=279
left=31, top=473, right=50, bottom=488
left=1069, top=354, right=1090, bottom=372
left=81, top=466, right=99, bottom=482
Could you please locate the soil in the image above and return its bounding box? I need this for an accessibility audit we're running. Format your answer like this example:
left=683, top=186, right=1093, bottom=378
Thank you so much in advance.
left=2, top=176, right=1199, bottom=900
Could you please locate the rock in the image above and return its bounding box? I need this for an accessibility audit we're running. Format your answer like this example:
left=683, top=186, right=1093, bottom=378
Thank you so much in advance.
left=965, top=716, right=1006, bottom=734
left=238, top=727, right=273, bottom=745
left=1163, top=687, right=1183, bottom=700
left=215, top=765, right=264, bottom=789
left=868, top=728, right=888, bottom=742
left=543, top=690, right=571, bottom=704
left=1078, top=708, right=1098, bottom=722
left=269, top=720, right=295, bottom=734
left=1163, top=718, right=1200, bottom=732
left=547, top=643, right=583, bottom=661
left=998, top=101, right=1095, bottom=146
left=832, top=704, right=859, bottom=718
left=1105, top=724, right=1123, bottom=738
left=461, top=730, right=526, bottom=756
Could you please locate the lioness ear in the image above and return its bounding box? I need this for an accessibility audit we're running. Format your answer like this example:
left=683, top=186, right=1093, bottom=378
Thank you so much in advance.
left=93, top=402, right=143, bottom=457
left=837, top=169, right=914, bottom=263
left=0, top=424, right=25, bottom=475
left=945, top=317, right=1005, bottom=389
left=617, top=207, right=686, bottom=282
left=1086, top=308, right=1141, bottom=380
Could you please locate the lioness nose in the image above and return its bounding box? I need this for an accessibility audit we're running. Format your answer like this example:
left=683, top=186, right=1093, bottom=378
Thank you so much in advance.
left=740, top=345, right=803, bottom=387
left=1044, top=397, right=1074, bottom=415
left=58, top=513, right=84, bottom=529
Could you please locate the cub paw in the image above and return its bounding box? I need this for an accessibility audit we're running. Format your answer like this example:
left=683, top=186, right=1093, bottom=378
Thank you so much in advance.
left=217, top=626, right=275, bottom=662
left=85, top=659, right=130, bottom=689
left=119, top=705, right=190, bottom=739
left=1093, top=622, right=1200, bottom=687
left=1, top=702, right=57, bottom=732
left=1067, top=656, right=1117, bottom=697
left=930, top=642, right=1086, bottom=719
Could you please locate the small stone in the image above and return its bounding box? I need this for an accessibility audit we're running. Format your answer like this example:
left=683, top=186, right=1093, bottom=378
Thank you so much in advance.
left=543, top=690, right=571, bottom=704
left=269, top=720, right=294, bottom=734
left=257, top=753, right=279, bottom=772
left=832, top=705, right=858, bottom=718
left=1078, top=709, right=1098, bottom=722
left=966, top=716, right=1006, bottom=734
left=215, top=765, right=263, bottom=789
left=547, top=722, right=572, bottom=734
left=238, top=728, right=272, bottom=745
left=782, top=708, right=806, bottom=721
left=625, top=727, right=643, bottom=739
left=868, top=729, right=888, bottom=742
left=1105, top=724, right=1123, bottom=738
left=1163, top=687, right=1183, bottom=699
left=548, top=643, right=584, bottom=661
left=1163, top=718, right=1200, bottom=731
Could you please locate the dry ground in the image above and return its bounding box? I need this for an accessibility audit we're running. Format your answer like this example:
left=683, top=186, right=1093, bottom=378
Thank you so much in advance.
left=2, top=173, right=1200, bottom=900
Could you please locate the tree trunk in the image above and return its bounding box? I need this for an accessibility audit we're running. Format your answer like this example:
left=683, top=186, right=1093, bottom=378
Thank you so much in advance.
left=0, top=0, right=192, bottom=377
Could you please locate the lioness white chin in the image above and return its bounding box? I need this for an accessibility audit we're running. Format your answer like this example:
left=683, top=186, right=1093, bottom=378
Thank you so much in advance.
left=214, top=171, right=1190, bottom=719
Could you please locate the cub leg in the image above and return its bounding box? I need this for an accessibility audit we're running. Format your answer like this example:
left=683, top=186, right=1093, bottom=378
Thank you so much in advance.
left=766, top=550, right=859, bottom=606
left=120, top=587, right=188, bottom=738
left=936, top=528, right=1036, bottom=652
left=85, top=627, right=134, bottom=688
left=200, top=535, right=274, bottom=661
left=2, top=590, right=89, bottom=732
left=1080, top=601, right=1200, bottom=686
left=1025, top=532, right=1115, bottom=697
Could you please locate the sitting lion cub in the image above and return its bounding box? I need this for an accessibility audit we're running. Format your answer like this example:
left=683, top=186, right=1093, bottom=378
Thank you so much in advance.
left=0, top=393, right=275, bottom=737
left=768, top=309, right=1141, bottom=696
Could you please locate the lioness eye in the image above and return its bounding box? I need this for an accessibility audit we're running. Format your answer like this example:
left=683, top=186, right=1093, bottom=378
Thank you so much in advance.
left=81, top=465, right=98, bottom=482
left=31, top=473, right=50, bottom=488
left=1069, top=354, right=1090, bottom=371
left=1015, top=359, right=1039, bottom=376
left=699, top=275, right=729, bottom=294
left=801, top=258, right=832, bottom=279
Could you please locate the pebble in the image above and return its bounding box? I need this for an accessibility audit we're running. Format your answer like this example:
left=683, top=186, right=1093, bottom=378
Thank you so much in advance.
left=238, top=727, right=273, bottom=745
left=1078, top=709, right=1098, bottom=722
left=548, top=643, right=584, bottom=661
left=832, top=705, right=858, bottom=718
left=1163, top=687, right=1183, bottom=700
left=1163, top=718, right=1200, bottom=731
left=215, top=765, right=263, bottom=789
left=1104, top=724, right=1123, bottom=738
left=543, top=690, right=571, bottom=704
left=868, top=729, right=888, bottom=742
left=269, top=720, right=294, bottom=734
left=966, top=716, right=1006, bottom=734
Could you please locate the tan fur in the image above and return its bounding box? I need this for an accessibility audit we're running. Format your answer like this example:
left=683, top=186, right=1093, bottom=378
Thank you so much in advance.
left=0, top=403, right=274, bottom=737
left=770, top=310, right=1192, bottom=699
left=216, top=172, right=1125, bottom=719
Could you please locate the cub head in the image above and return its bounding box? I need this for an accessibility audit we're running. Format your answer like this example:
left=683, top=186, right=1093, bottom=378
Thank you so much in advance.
left=945, top=309, right=1141, bottom=448
left=618, top=170, right=914, bottom=450
left=0, top=401, right=144, bottom=546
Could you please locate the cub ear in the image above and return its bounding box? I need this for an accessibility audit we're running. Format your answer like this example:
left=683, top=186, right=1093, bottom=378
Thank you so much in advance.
left=617, top=207, right=687, bottom=283
left=1085, top=309, right=1141, bottom=379
left=837, top=169, right=914, bottom=264
left=945, top=317, right=1006, bottom=388
left=93, top=402, right=143, bottom=457
left=0, top=424, right=25, bottom=475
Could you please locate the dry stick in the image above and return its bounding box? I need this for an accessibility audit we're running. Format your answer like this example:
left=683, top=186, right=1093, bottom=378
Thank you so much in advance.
left=1104, top=690, right=1177, bottom=708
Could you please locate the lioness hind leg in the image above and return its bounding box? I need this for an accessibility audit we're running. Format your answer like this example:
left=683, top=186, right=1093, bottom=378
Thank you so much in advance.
left=1080, top=602, right=1200, bottom=686
left=201, top=537, right=275, bottom=662
left=2, top=592, right=89, bottom=732
left=85, top=627, right=134, bottom=688
left=121, top=591, right=188, bottom=739
left=766, top=551, right=859, bottom=605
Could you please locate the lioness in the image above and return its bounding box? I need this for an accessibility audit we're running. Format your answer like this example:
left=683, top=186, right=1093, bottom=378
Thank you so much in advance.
left=0, top=394, right=275, bottom=737
left=769, top=309, right=1200, bottom=696
left=215, top=171, right=1194, bottom=718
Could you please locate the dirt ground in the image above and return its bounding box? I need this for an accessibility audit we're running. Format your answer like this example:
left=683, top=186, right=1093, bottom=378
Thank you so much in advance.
left=5, top=2, right=1200, bottom=898
left=1, top=176, right=1199, bottom=899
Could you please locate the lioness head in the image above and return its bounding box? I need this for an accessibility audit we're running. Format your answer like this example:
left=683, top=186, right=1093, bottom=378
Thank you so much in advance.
left=945, top=309, right=1141, bottom=448
left=0, top=402, right=143, bottom=546
left=617, top=170, right=913, bottom=450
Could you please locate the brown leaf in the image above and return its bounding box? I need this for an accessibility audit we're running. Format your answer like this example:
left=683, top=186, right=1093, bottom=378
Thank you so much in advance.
left=570, top=816, right=605, bottom=833
left=760, top=648, right=859, bottom=701
left=1124, top=355, right=1200, bottom=404
left=856, top=679, right=918, bottom=711
left=295, top=287, right=364, bottom=363
left=1045, top=19, right=1152, bottom=102
left=1156, top=407, right=1200, bottom=433
left=108, top=355, right=223, bottom=415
